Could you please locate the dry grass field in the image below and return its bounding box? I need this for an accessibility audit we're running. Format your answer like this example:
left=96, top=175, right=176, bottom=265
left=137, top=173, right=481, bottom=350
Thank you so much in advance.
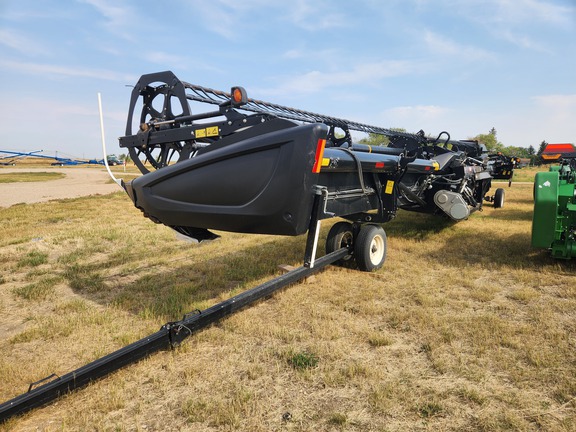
left=0, top=167, right=574, bottom=431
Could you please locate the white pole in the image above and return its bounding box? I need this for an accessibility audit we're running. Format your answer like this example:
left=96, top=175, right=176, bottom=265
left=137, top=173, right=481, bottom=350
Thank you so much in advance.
left=98, top=92, right=123, bottom=188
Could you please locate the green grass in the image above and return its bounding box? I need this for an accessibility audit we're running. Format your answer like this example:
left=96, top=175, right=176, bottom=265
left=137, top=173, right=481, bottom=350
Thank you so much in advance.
left=287, top=350, right=319, bottom=370
left=0, top=171, right=65, bottom=183
left=507, top=165, right=548, bottom=183
left=12, top=277, right=60, bottom=301
left=16, top=251, right=48, bottom=267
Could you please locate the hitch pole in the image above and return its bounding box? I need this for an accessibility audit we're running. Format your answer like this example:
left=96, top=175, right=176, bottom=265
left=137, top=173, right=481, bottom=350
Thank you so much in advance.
left=0, top=247, right=349, bottom=423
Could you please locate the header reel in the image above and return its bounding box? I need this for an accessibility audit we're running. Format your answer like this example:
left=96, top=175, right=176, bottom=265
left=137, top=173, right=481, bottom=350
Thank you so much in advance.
left=121, top=71, right=435, bottom=175
left=123, top=71, right=252, bottom=173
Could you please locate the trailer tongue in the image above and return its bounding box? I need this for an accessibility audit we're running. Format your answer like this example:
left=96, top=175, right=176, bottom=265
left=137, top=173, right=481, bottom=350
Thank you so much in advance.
left=0, top=246, right=349, bottom=422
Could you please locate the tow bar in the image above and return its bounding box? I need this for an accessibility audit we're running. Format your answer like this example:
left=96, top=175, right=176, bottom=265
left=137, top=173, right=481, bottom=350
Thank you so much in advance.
left=0, top=192, right=349, bottom=423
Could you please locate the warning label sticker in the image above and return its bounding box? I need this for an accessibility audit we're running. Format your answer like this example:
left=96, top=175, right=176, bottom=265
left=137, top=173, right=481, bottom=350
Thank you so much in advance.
left=385, top=180, right=395, bottom=194
left=194, top=126, right=219, bottom=138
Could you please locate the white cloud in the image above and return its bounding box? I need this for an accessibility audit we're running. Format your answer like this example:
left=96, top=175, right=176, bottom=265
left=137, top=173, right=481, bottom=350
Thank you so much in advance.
left=423, top=31, right=496, bottom=61
left=385, top=105, right=449, bottom=119
left=0, top=59, right=136, bottom=82
left=281, top=47, right=341, bottom=62
left=373, top=104, right=477, bottom=138
left=532, top=93, right=576, bottom=108
left=264, top=60, right=418, bottom=95
left=413, top=0, right=575, bottom=52
left=77, top=0, right=136, bottom=41
left=144, top=51, right=222, bottom=74
left=283, top=49, right=305, bottom=60
left=178, top=0, right=348, bottom=39
left=419, top=0, right=575, bottom=26
left=178, top=0, right=275, bottom=39
left=447, top=0, right=575, bottom=51
left=482, top=94, right=576, bottom=146
left=490, top=0, right=575, bottom=26
left=532, top=94, right=576, bottom=124
left=0, top=29, right=48, bottom=56
left=147, top=52, right=190, bottom=67
left=495, top=29, right=549, bottom=52
left=285, top=0, right=350, bottom=31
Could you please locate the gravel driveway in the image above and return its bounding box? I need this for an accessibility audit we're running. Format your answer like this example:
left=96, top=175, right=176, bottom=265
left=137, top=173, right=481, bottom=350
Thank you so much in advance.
left=0, top=167, right=124, bottom=208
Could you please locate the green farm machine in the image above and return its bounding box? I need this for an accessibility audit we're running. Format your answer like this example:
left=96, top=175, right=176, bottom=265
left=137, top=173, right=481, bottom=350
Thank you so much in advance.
left=532, top=144, right=576, bottom=259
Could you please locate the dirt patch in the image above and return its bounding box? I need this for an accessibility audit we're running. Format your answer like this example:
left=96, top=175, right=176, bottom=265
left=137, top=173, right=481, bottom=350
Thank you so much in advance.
left=0, top=167, right=122, bottom=207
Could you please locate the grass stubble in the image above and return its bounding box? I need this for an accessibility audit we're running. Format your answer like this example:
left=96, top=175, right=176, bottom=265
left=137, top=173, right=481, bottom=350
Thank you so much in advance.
left=0, top=173, right=574, bottom=431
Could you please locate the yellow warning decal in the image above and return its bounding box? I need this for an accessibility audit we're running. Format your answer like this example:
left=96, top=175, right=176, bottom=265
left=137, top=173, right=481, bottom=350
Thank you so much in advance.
left=321, top=157, right=330, bottom=167
left=206, top=126, right=219, bottom=137
left=194, top=126, right=219, bottom=138
left=385, top=180, right=394, bottom=194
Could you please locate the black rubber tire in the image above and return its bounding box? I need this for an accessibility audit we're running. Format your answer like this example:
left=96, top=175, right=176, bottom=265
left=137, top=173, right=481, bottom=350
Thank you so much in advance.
left=494, top=188, right=505, bottom=208
left=325, top=222, right=355, bottom=267
left=354, top=224, right=387, bottom=272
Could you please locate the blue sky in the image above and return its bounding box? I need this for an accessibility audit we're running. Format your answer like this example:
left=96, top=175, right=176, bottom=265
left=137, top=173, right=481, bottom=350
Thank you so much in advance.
left=0, top=0, right=575, bottom=158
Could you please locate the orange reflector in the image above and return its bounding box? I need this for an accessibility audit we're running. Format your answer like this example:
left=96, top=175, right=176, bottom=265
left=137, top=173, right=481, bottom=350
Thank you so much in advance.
left=312, top=139, right=326, bottom=173
left=233, top=88, right=243, bottom=104
left=230, top=86, right=247, bottom=106
left=375, top=162, right=385, bottom=169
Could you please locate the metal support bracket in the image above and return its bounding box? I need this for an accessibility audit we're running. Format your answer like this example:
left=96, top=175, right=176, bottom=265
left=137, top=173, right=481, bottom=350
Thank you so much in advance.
left=303, top=186, right=334, bottom=268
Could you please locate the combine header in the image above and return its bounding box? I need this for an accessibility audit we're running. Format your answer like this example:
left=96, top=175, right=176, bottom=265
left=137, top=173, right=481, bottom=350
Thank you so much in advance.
left=384, top=133, right=506, bottom=220
left=487, top=152, right=518, bottom=186
left=119, top=71, right=505, bottom=239
left=532, top=156, right=576, bottom=259
left=117, top=71, right=444, bottom=270
left=0, top=71, right=507, bottom=422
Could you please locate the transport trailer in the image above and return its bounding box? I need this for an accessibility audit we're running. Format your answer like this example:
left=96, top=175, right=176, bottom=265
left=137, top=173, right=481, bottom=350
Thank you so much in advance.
left=0, top=71, right=452, bottom=422
left=532, top=156, right=576, bottom=259
left=118, top=71, right=438, bottom=270
left=385, top=131, right=506, bottom=220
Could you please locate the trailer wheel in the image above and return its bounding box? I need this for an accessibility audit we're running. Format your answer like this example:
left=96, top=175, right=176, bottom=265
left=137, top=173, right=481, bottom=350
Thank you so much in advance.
left=355, top=224, right=387, bottom=272
left=326, top=222, right=355, bottom=267
left=494, top=188, right=505, bottom=208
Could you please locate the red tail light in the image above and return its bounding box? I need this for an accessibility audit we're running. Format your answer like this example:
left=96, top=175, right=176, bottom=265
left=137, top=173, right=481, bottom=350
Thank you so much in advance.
left=312, top=139, right=326, bottom=173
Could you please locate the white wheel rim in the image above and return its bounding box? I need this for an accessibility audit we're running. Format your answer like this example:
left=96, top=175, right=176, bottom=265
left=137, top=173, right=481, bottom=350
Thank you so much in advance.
left=369, top=235, right=385, bottom=264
